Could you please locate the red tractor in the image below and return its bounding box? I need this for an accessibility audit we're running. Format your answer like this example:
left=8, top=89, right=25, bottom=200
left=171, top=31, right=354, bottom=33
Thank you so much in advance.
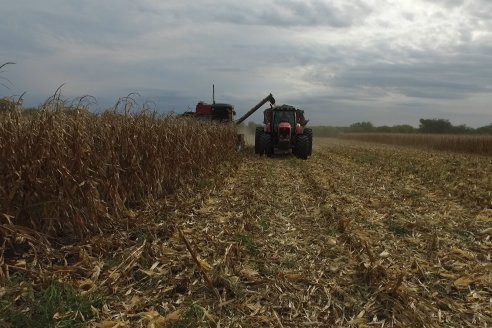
left=255, top=105, right=312, bottom=159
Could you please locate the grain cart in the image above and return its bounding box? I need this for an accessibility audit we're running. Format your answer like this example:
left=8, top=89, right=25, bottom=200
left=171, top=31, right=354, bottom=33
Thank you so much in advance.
left=255, top=105, right=312, bottom=159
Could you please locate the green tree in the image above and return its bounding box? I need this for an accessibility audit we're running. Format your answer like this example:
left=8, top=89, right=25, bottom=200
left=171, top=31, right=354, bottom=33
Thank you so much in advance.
left=311, top=126, right=340, bottom=137
left=376, top=125, right=391, bottom=133
left=477, top=123, right=492, bottom=135
left=349, top=121, right=374, bottom=132
left=450, top=124, right=475, bottom=134
left=419, top=118, right=453, bottom=134
left=391, top=124, right=417, bottom=133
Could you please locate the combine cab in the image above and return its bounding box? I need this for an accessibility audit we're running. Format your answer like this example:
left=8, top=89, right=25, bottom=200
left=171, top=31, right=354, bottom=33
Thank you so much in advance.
left=255, top=105, right=312, bottom=159
left=192, top=101, right=235, bottom=122
left=183, top=85, right=236, bottom=122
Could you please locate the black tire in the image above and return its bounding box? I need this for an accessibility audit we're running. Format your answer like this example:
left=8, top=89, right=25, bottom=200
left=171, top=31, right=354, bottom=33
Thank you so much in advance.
left=304, top=128, right=313, bottom=156
left=255, top=127, right=263, bottom=154
left=295, top=134, right=309, bottom=160
left=260, top=133, right=273, bottom=157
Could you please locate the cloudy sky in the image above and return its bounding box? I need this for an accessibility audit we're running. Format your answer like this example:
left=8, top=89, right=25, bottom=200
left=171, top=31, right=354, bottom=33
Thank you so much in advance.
left=1, top=0, right=491, bottom=127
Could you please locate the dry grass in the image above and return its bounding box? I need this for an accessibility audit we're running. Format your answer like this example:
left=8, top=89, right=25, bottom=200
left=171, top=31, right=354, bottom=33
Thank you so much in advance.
left=340, top=132, right=492, bottom=156
left=0, top=99, right=238, bottom=239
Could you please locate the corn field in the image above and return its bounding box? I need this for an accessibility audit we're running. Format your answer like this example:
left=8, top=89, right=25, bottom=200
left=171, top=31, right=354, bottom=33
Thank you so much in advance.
left=340, top=133, right=492, bottom=156
left=1, top=125, right=491, bottom=327
left=0, top=104, right=238, bottom=238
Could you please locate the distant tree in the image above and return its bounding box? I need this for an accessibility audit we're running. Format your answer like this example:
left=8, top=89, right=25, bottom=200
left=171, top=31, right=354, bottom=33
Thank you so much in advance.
left=391, top=124, right=417, bottom=133
left=477, top=123, right=492, bottom=135
left=349, top=121, right=374, bottom=132
left=311, top=126, right=341, bottom=137
left=376, top=125, right=391, bottom=133
left=22, top=107, right=40, bottom=115
left=450, top=124, right=475, bottom=134
left=419, top=118, right=453, bottom=134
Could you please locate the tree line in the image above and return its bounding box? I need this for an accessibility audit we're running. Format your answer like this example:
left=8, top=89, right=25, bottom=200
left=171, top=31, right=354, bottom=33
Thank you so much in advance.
left=342, top=119, right=492, bottom=135
left=247, top=119, right=492, bottom=137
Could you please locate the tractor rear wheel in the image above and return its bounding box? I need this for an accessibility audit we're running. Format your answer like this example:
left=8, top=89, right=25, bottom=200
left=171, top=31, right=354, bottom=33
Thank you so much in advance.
left=304, top=128, right=313, bottom=156
left=260, top=133, right=273, bottom=157
left=255, top=127, right=263, bottom=154
left=295, top=134, right=309, bottom=160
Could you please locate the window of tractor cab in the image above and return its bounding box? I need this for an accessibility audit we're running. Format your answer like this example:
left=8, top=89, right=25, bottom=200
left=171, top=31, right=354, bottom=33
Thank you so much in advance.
left=273, top=111, right=295, bottom=128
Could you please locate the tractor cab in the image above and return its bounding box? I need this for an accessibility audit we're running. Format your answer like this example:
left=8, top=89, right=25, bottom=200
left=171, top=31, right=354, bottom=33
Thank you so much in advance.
left=269, top=106, right=297, bottom=148
left=272, top=106, right=296, bottom=131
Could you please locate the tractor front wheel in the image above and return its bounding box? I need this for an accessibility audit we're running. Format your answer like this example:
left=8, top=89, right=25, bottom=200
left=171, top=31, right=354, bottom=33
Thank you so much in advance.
left=304, top=128, right=313, bottom=156
left=255, top=127, right=263, bottom=154
left=295, top=134, right=309, bottom=160
left=260, top=133, right=273, bottom=157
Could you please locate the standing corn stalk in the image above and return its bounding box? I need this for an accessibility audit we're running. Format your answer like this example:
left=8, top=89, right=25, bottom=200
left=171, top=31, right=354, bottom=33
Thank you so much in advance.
left=0, top=62, right=15, bottom=89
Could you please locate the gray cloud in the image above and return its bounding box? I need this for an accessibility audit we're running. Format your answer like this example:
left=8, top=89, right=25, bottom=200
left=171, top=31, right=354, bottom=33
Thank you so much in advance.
left=331, top=49, right=492, bottom=100
left=1, top=0, right=492, bottom=127
left=424, top=0, right=466, bottom=7
left=208, top=0, right=372, bottom=28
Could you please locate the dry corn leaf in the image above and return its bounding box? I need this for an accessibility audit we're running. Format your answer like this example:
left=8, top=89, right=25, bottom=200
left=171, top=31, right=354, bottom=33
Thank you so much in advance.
left=91, top=264, right=102, bottom=281
left=123, top=295, right=142, bottom=311
left=379, top=250, right=390, bottom=258
left=282, top=272, right=304, bottom=282
left=95, top=320, right=128, bottom=328
left=198, top=258, right=212, bottom=271
left=450, top=247, right=475, bottom=260
left=75, top=278, right=95, bottom=291
left=480, top=228, right=492, bottom=236
left=148, top=309, right=182, bottom=328
left=476, top=210, right=492, bottom=223
left=239, top=267, right=259, bottom=281
left=439, top=272, right=458, bottom=280
left=326, top=238, right=337, bottom=246
left=453, top=276, right=474, bottom=289
left=196, top=206, right=213, bottom=215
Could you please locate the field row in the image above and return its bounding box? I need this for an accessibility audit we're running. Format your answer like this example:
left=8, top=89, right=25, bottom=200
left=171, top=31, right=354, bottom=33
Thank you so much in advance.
left=340, top=132, right=492, bottom=156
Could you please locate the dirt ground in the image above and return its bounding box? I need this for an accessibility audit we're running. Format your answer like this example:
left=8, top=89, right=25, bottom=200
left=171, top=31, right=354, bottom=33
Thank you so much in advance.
left=3, top=138, right=491, bottom=327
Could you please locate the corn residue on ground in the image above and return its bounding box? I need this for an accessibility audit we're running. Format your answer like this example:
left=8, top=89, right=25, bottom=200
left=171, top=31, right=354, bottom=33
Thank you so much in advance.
left=1, top=138, right=491, bottom=327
